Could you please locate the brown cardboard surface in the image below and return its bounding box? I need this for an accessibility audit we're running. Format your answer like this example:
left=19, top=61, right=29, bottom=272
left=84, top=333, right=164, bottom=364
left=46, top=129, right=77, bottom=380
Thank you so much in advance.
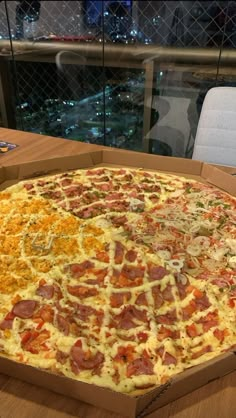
left=102, top=149, right=204, bottom=175
left=0, top=356, right=139, bottom=418
left=201, top=164, right=236, bottom=196
left=144, top=352, right=236, bottom=416
left=0, top=149, right=235, bottom=418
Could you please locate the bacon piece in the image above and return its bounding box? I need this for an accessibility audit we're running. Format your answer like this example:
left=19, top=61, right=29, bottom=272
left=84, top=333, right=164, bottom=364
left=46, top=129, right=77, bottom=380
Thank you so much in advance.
left=125, top=250, right=137, bottom=262
left=69, top=200, right=81, bottom=210
left=186, top=324, right=199, bottom=337
left=20, top=329, right=50, bottom=354
left=111, top=306, right=147, bottom=330
left=67, top=261, right=95, bottom=278
left=36, top=285, right=54, bottom=300
left=36, top=305, right=54, bottom=323
left=175, top=274, right=189, bottom=300
left=0, top=319, right=14, bottom=330
left=152, top=286, right=163, bottom=309
left=126, top=358, right=154, bottom=377
left=182, top=301, right=197, bottom=320
left=197, top=311, right=218, bottom=332
left=157, top=347, right=177, bottom=365
left=112, top=265, right=145, bottom=288
left=110, top=292, right=131, bottom=308
left=12, top=300, right=37, bottom=319
left=24, top=183, right=34, bottom=190
left=111, top=215, right=128, bottom=226
left=106, top=201, right=129, bottom=212
left=67, top=286, right=98, bottom=299
left=42, top=190, right=62, bottom=200
left=114, top=241, right=125, bottom=264
left=75, top=303, right=100, bottom=323
left=71, top=346, right=104, bottom=372
left=54, top=284, right=63, bottom=300
left=64, top=186, right=82, bottom=198
left=85, top=268, right=108, bottom=285
left=114, top=345, right=135, bottom=363
left=195, top=294, right=210, bottom=311
left=105, top=192, right=124, bottom=200
left=135, top=292, right=148, bottom=306
left=148, top=264, right=169, bottom=281
left=163, top=352, right=177, bottom=365
left=213, top=328, right=227, bottom=342
left=86, top=168, right=105, bottom=176
left=191, top=345, right=212, bottom=359
left=157, top=326, right=180, bottom=341
left=77, top=204, right=106, bottom=218
left=60, top=178, right=72, bottom=187
left=162, top=284, right=174, bottom=302
left=95, top=182, right=111, bottom=191
left=121, top=265, right=145, bottom=280
left=56, top=350, right=69, bottom=364
left=156, top=309, right=177, bottom=325
left=95, top=251, right=110, bottom=263
left=56, top=314, right=69, bottom=336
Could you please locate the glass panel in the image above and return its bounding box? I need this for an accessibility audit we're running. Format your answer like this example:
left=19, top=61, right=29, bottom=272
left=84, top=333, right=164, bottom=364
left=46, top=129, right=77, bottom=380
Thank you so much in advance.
left=103, top=0, right=228, bottom=156
left=1, top=0, right=104, bottom=143
left=0, top=1, right=16, bottom=128
left=0, top=0, right=235, bottom=159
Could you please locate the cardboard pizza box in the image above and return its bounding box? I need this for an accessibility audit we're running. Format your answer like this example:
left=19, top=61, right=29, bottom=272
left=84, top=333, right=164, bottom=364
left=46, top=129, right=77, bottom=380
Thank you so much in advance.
left=0, top=149, right=235, bottom=418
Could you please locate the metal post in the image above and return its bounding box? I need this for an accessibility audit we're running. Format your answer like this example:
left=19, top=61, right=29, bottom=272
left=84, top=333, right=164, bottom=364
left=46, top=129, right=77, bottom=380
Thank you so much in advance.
left=142, top=60, right=154, bottom=153
left=0, top=59, right=16, bottom=128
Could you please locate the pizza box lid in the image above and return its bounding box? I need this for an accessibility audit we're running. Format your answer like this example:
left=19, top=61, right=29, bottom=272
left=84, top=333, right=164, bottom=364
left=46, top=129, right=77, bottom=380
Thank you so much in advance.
left=0, top=149, right=235, bottom=417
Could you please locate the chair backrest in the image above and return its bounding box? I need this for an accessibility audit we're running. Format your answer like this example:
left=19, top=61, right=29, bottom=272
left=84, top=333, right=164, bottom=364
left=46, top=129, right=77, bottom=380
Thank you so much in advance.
left=192, top=87, right=236, bottom=166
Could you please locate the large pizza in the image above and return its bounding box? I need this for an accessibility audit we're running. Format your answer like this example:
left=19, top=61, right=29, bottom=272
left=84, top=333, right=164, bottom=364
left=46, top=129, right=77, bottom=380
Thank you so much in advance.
left=0, top=166, right=235, bottom=394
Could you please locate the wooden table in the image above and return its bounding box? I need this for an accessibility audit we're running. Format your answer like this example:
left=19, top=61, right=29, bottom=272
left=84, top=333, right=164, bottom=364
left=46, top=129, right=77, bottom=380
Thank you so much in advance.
left=0, top=128, right=235, bottom=418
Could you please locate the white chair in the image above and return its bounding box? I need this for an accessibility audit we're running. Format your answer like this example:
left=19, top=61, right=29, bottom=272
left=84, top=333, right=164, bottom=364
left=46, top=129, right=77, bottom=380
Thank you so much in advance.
left=192, top=87, right=236, bottom=166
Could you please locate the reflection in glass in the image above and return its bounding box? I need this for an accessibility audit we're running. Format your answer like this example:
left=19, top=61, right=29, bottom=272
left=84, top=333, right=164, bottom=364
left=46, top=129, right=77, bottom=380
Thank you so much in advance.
left=0, top=1, right=235, bottom=158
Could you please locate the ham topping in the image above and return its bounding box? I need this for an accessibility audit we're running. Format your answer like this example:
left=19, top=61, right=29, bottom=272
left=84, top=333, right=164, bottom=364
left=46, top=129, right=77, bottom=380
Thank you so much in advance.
left=67, top=261, right=95, bottom=278
left=121, top=265, right=145, bottom=280
left=71, top=345, right=104, bottom=371
left=111, top=306, right=148, bottom=330
left=0, top=319, right=14, bottom=330
left=157, top=347, right=177, bottom=365
left=156, top=309, right=177, bottom=325
left=135, top=292, right=148, bottom=306
left=148, top=265, right=169, bottom=281
left=125, top=250, right=137, bottom=262
left=114, top=241, right=125, bottom=264
left=67, top=285, right=99, bottom=299
left=36, top=285, right=54, bottom=300
left=56, top=314, right=70, bottom=336
left=110, top=292, right=131, bottom=308
left=126, top=358, right=154, bottom=377
left=12, top=300, right=37, bottom=319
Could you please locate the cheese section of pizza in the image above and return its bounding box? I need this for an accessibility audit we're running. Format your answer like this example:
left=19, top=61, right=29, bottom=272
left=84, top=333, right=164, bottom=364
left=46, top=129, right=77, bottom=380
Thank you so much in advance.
left=0, top=167, right=235, bottom=394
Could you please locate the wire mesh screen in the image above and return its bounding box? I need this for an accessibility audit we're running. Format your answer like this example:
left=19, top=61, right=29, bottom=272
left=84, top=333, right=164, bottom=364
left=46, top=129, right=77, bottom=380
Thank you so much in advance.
left=0, top=1, right=236, bottom=154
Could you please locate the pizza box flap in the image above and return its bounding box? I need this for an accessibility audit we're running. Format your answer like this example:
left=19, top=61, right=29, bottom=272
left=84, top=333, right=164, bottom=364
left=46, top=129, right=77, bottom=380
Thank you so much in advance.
left=144, top=351, right=236, bottom=416
left=0, top=152, right=97, bottom=184
left=201, top=163, right=236, bottom=197
left=100, top=149, right=204, bottom=175
left=0, top=167, right=6, bottom=183
left=0, top=355, right=168, bottom=418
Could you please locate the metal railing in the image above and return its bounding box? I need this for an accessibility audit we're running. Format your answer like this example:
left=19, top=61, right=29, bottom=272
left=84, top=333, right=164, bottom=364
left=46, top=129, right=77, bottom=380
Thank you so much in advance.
left=1, top=40, right=236, bottom=153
